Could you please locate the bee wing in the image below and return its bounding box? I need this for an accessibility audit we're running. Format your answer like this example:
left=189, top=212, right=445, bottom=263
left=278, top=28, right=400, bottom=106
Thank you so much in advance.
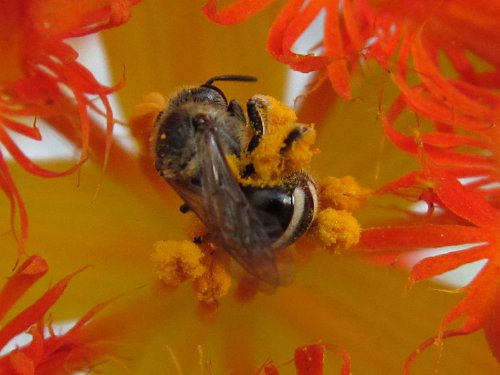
left=199, top=128, right=292, bottom=285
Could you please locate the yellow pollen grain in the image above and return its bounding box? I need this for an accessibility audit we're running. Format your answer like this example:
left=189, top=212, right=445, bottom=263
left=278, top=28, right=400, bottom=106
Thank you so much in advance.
left=319, top=176, right=371, bottom=212
left=313, top=208, right=361, bottom=252
left=151, top=240, right=206, bottom=287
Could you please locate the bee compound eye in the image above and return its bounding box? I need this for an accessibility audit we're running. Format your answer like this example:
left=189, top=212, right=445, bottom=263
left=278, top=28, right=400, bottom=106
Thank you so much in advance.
left=192, top=113, right=209, bottom=129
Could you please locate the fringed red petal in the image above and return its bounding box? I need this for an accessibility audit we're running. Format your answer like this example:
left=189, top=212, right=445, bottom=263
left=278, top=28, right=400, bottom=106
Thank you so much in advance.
left=381, top=112, right=495, bottom=173
left=411, top=31, right=494, bottom=121
left=267, top=0, right=330, bottom=72
left=0, top=267, right=82, bottom=350
left=0, top=256, right=112, bottom=374
left=0, top=0, right=140, bottom=256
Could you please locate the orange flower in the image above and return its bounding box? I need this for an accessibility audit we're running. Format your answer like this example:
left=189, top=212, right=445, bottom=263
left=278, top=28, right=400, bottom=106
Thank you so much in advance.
left=1, top=1, right=497, bottom=373
left=0, top=255, right=114, bottom=374
left=0, top=0, right=141, bottom=257
left=203, top=0, right=500, bottom=369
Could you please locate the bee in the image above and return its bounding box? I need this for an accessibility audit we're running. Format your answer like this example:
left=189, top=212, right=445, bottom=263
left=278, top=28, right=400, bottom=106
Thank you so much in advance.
left=152, top=75, right=318, bottom=285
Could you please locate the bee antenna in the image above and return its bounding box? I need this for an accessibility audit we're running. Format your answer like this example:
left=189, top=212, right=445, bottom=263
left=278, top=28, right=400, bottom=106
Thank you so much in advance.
left=204, top=75, right=258, bottom=86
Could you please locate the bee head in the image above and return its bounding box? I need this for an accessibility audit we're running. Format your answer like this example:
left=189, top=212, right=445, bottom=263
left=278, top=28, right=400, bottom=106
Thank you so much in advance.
left=153, top=75, right=257, bottom=181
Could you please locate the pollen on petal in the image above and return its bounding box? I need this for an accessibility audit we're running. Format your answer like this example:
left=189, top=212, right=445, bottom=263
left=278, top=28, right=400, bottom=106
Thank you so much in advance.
left=151, top=240, right=206, bottom=287
left=312, top=208, right=361, bottom=252
left=319, top=176, right=371, bottom=212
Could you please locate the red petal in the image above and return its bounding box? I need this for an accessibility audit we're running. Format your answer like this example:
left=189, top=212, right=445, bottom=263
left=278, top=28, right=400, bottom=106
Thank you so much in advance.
left=1, top=117, right=41, bottom=140
left=295, top=344, right=325, bottom=375
left=203, top=0, right=276, bottom=25
left=440, top=260, right=500, bottom=333
left=0, top=256, right=48, bottom=322
left=410, top=244, right=491, bottom=283
left=412, top=31, right=493, bottom=121
left=0, top=268, right=82, bottom=350
left=341, top=0, right=363, bottom=52
left=9, top=351, right=34, bottom=375
left=359, top=225, right=488, bottom=251
left=324, top=1, right=352, bottom=99
left=24, top=325, right=44, bottom=367
left=267, top=0, right=330, bottom=72
left=394, top=79, right=486, bottom=131
left=0, top=126, right=83, bottom=178
left=422, top=132, right=489, bottom=149
left=262, top=363, right=280, bottom=375
left=431, top=167, right=500, bottom=227
left=36, top=300, right=113, bottom=370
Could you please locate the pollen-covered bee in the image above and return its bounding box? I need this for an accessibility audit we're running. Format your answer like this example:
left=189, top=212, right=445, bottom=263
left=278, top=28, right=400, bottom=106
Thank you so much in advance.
left=152, top=75, right=318, bottom=285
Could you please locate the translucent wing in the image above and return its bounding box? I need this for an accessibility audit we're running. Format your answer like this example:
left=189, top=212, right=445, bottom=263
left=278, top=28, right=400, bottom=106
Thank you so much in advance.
left=198, top=127, right=292, bottom=285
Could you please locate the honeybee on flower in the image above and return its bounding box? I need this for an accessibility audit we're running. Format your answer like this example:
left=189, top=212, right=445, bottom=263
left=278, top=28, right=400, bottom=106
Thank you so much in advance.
left=131, top=75, right=366, bottom=297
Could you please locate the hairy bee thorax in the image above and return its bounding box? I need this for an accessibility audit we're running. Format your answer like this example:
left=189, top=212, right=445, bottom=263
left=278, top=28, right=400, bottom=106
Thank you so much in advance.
left=153, top=99, right=246, bottom=181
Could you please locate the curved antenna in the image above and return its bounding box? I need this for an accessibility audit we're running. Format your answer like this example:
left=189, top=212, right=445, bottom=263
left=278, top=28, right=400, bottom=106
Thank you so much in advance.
left=204, top=75, right=257, bottom=86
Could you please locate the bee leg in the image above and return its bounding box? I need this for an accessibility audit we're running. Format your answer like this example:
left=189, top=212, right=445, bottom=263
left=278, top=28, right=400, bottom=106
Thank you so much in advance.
left=179, top=203, right=190, bottom=213
left=280, top=125, right=308, bottom=154
left=246, top=99, right=264, bottom=152
left=227, top=100, right=245, bottom=122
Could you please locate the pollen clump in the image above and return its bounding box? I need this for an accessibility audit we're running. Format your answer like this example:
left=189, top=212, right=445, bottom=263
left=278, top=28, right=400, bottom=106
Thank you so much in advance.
left=319, top=176, right=371, bottom=212
left=151, top=240, right=206, bottom=287
left=285, top=125, right=317, bottom=169
left=240, top=95, right=318, bottom=187
left=264, top=95, right=298, bottom=125
left=312, top=208, right=361, bottom=252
